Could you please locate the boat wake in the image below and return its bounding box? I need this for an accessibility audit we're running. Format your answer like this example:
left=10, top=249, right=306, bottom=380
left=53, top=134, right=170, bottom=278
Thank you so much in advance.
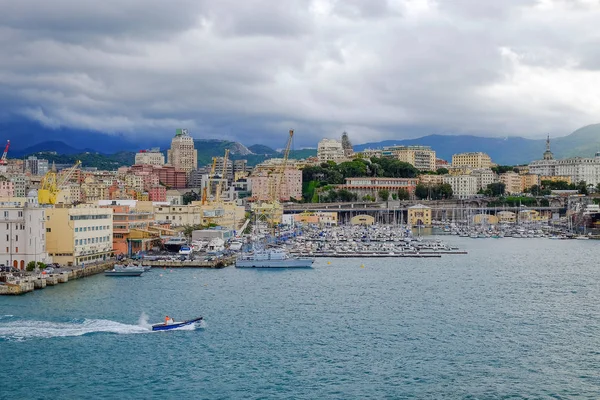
left=0, top=315, right=152, bottom=341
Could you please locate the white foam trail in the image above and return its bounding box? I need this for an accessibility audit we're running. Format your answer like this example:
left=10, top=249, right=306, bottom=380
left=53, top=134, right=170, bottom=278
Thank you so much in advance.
left=137, top=312, right=151, bottom=329
left=0, top=318, right=151, bottom=340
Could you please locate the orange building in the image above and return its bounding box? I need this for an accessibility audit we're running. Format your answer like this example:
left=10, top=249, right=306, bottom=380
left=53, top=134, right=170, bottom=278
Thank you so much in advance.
left=104, top=205, right=158, bottom=256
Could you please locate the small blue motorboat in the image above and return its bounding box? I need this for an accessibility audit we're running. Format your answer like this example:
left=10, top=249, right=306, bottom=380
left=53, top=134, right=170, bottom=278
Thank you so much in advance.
left=151, top=316, right=203, bottom=331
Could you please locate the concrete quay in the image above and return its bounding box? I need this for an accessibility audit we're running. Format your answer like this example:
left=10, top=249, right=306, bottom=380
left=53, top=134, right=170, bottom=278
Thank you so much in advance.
left=144, top=256, right=236, bottom=269
left=0, top=261, right=115, bottom=296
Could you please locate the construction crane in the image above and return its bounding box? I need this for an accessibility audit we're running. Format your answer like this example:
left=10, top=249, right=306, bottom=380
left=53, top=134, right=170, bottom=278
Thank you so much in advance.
left=215, top=149, right=229, bottom=204
left=271, top=130, right=294, bottom=203
left=201, top=157, right=217, bottom=205
left=0, top=140, right=10, bottom=165
left=38, top=160, right=82, bottom=205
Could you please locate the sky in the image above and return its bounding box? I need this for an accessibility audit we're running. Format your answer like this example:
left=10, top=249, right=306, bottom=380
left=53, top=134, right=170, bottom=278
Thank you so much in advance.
left=1, top=0, right=600, bottom=148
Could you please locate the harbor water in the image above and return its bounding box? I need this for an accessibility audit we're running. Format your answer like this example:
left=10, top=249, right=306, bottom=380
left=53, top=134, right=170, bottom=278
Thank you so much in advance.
left=1, top=237, right=600, bottom=398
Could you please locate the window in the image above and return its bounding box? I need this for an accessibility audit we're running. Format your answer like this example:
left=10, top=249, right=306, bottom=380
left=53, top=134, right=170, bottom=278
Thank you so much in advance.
left=3, top=211, right=7, bottom=218
left=15, top=235, right=18, bottom=241
left=15, top=247, right=18, bottom=253
left=75, top=239, right=79, bottom=245
left=5, top=235, right=7, bottom=241
left=18, top=211, right=22, bottom=217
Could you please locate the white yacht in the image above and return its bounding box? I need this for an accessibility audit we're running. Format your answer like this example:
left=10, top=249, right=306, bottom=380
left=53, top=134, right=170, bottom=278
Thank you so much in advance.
left=236, top=248, right=314, bottom=268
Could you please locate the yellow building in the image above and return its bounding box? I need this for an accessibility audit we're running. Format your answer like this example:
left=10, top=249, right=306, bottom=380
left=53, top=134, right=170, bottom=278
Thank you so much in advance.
left=500, top=172, right=522, bottom=194
left=540, top=175, right=572, bottom=184
left=384, top=146, right=436, bottom=171
left=472, top=214, right=499, bottom=225
left=45, top=204, right=114, bottom=266
left=518, top=210, right=548, bottom=222
left=294, top=211, right=338, bottom=226
left=452, top=152, right=492, bottom=169
left=408, top=204, right=431, bottom=226
left=154, top=202, right=245, bottom=230
left=497, top=211, right=516, bottom=223
left=350, top=214, right=375, bottom=225
left=520, top=174, right=540, bottom=192
left=419, top=174, right=444, bottom=185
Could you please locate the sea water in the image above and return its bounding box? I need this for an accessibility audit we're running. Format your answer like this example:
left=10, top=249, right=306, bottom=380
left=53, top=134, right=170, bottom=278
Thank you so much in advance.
left=1, top=237, right=600, bottom=399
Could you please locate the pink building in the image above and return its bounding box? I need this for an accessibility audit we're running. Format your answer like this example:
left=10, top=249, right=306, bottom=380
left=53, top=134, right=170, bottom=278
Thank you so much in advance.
left=0, top=181, right=14, bottom=197
left=249, top=168, right=302, bottom=201
left=148, top=186, right=167, bottom=202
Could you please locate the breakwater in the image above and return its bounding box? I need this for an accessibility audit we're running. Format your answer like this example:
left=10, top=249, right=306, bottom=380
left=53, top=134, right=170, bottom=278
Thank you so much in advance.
left=142, top=255, right=236, bottom=268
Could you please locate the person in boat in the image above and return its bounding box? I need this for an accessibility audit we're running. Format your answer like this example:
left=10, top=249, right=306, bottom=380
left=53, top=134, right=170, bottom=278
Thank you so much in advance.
left=164, top=316, right=174, bottom=325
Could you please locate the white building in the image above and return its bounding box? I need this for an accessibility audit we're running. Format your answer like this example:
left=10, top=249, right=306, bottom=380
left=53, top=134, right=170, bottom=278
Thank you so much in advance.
left=442, top=175, right=478, bottom=199
left=317, top=139, right=345, bottom=163
left=0, top=192, right=49, bottom=270
left=135, top=149, right=165, bottom=166
left=555, top=155, right=600, bottom=186
left=470, top=169, right=497, bottom=191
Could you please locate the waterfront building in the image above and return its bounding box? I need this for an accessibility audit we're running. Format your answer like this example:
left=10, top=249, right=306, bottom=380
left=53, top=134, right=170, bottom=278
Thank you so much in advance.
left=408, top=204, right=432, bottom=227
left=350, top=214, right=375, bottom=225
left=519, top=209, right=548, bottom=222
left=472, top=214, right=499, bottom=225
left=45, top=204, right=113, bottom=266
left=102, top=204, right=156, bottom=256
left=23, top=156, right=49, bottom=176
left=318, top=138, right=346, bottom=163
left=442, top=175, right=477, bottom=199
left=154, top=204, right=203, bottom=226
left=520, top=174, right=540, bottom=192
left=135, top=148, right=165, bottom=166
left=167, top=129, right=197, bottom=175
left=0, top=193, right=49, bottom=269
left=383, top=146, right=436, bottom=171
left=452, top=152, right=492, bottom=169
left=293, top=212, right=338, bottom=226
left=497, top=211, right=516, bottom=223
left=500, top=172, right=522, bottom=194
left=470, top=169, right=497, bottom=191
left=342, top=177, right=419, bottom=200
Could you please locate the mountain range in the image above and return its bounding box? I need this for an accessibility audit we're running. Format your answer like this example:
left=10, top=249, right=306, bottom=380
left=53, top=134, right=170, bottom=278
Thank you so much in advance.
left=2, top=118, right=600, bottom=167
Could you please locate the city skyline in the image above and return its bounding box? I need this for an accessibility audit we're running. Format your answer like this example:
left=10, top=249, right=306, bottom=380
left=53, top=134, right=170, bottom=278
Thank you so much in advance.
left=2, top=1, right=600, bottom=147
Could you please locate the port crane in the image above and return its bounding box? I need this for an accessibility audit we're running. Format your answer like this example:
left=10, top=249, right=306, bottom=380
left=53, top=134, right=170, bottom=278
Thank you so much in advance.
left=201, top=157, right=217, bottom=205
left=0, top=140, right=10, bottom=165
left=38, top=160, right=82, bottom=205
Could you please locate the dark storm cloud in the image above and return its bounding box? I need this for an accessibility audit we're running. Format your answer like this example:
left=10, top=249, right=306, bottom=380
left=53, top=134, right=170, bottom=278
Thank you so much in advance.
left=1, top=0, right=600, bottom=147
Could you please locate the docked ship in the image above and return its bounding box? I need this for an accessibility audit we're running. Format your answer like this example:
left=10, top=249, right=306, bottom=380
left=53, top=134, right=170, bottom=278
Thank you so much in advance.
left=236, top=247, right=314, bottom=269
left=164, top=237, right=188, bottom=253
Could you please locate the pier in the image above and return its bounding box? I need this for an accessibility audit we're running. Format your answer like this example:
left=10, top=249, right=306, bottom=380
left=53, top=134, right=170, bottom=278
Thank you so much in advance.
left=143, top=256, right=236, bottom=268
left=0, top=261, right=116, bottom=296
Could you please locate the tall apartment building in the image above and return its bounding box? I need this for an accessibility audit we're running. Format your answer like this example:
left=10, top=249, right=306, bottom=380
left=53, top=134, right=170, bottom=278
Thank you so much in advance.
left=45, top=205, right=113, bottom=266
left=167, top=129, right=197, bottom=175
left=452, top=152, right=492, bottom=169
left=10, top=175, right=28, bottom=197
left=23, top=156, right=49, bottom=176
left=384, top=146, right=436, bottom=171
left=442, top=175, right=477, bottom=199
left=520, top=174, right=540, bottom=192
left=0, top=194, right=48, bottom=269
left=500, top=172, right=522, bottom=194
left=318, top=139, right=346, bottom=163
left=249, top=168, right=302, bottom=201
left=135, top=148, right=165, bottom=166
left=470, top=169, right=496, bottom=191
